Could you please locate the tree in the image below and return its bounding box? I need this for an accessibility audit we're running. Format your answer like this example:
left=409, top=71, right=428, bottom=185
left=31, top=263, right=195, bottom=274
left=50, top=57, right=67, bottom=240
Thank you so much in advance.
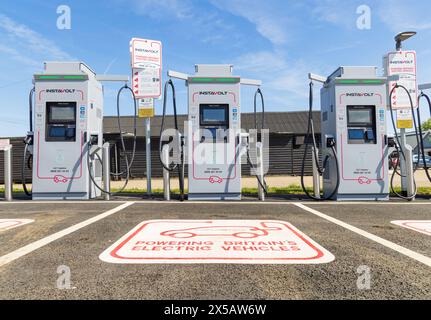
left=422, top=119, right=431, bottom=131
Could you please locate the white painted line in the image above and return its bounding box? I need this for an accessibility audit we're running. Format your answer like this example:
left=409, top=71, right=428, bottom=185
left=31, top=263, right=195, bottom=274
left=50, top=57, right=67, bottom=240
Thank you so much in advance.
left=0, top=200, right=127, bottom=205
left=293, top=203, right=431, bottom=268
left=133, top=201, right=430, bottom=205
left=391, top=220, right=431, bottom=236
left=0, top=202, right=135, bottom=268
left=0, top=200, right=430, bottom=206
left=100, top=220, right=335, bottom=264
left=126, top=201, right=430, bottom=205
left=297, top=202, right=431, bottom=205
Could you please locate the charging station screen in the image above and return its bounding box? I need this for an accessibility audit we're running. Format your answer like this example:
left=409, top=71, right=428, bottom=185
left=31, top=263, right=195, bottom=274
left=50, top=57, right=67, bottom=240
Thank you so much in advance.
left=49, top=126, right=66, bottom=137
left=200, top=104, right=228, bottom=124
left=348, top=129, right=365, bottom=140
left=48, top=102, right=76, bottom=123
left=347, top=106, right=373, bottom=125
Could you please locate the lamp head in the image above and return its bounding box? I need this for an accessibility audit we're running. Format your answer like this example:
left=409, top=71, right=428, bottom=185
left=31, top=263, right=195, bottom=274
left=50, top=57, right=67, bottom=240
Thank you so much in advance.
left=395, top=31, right=416, bottom=50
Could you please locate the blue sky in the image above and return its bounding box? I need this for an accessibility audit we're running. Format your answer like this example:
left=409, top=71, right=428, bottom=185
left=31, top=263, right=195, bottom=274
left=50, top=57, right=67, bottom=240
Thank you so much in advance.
left=1, top=0, right=431, bottom=137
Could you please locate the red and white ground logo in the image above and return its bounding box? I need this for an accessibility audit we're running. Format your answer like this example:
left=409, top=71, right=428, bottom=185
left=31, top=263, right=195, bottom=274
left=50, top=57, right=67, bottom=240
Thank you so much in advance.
left=391, top=220, right=431, bottom=236
left=0, top=219, right=34, bottom=232
left=99, top=220, right=335, bottom=264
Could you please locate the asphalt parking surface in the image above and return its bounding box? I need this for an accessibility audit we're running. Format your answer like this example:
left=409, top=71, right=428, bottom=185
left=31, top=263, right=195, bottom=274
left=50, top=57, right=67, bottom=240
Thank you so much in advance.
left=0, top=203, right=118, bottom=256
left=0, top=200, right=430, bottom=300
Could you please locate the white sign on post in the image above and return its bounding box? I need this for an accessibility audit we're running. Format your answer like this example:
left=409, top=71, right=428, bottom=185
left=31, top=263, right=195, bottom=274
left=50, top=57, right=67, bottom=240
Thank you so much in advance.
left=99, top=220, right=335, bottom=264
left=130, top=38, right=162, bottom=99
left=132, top=68, right=161, bottom=99
left=396, top=109, right=413, bottom=129
left=385, top=50, right=418, bottom=110
left=130, top=38, right=162, bottom=69
left=138, top=98, right=155, bottom=118
left=0, top=139, right=10, bottom=151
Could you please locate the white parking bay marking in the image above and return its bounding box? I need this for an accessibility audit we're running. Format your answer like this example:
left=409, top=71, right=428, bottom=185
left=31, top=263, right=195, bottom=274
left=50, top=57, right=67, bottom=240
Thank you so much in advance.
left=0, top=202, right=135, bottom=268
left=99, top=219, right=335, bottom=264
left=0, top=219, right=34, bottom=232
left=391, top=221, right=431, bottom=236
left=294, top=203, right=431, bottom=267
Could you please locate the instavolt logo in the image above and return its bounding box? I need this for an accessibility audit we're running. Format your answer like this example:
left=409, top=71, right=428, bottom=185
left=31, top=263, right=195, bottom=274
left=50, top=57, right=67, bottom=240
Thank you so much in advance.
left=199, top=91, right=228, bottom=96
left=346, top=93, right=374, bottom=97
left=135, top=48, right=159, bottom=54
left=390, top=60, right=414, bottom=64
left=46, top=89, right=76, bottom=94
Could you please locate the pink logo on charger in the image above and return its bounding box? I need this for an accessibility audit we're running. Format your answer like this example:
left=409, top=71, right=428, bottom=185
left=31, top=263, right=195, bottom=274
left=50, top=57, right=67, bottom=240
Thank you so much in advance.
left=358, top=176, right=372, bottom=185
left=54, top=175, right=68, bottom=184
left=209, top=176, right=223, bottom=184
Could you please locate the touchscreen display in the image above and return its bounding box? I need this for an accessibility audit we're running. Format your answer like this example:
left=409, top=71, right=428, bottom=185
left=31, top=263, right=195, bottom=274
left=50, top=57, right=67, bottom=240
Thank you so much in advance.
left=200, top=104, right=228, bottom=124
left=47, top=102, right=76, bottom=122
left=348, top=107, right=373, bottom=125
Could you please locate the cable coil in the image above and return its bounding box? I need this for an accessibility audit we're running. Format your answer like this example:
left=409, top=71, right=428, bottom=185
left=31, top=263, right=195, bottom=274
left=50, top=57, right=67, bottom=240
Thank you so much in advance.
left=159, top=79, right=185, bottom=201
left=300, top=81, right=340, bottom=201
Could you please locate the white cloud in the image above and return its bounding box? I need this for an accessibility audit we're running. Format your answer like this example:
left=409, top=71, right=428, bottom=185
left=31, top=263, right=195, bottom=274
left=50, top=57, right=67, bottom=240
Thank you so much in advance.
left=311, top=0, right=431, bottom=32
left=0, top=14, right=72, bottom=67
left=311, top=0, right=357, bottom=28
left=124, top=0, right=193, bottom=20
left=0, top=44, right=40, bottom=68
left=118, top=0, right=240, bottom=46
left=377, top=0, right=431, bottom=31
left=232, top=50, right=328, bottom=109
left=322, top=41, right=362, bottom=53
left=234, top=51, right=287, bottom=73
left=210, top=0, right=290, bottom=45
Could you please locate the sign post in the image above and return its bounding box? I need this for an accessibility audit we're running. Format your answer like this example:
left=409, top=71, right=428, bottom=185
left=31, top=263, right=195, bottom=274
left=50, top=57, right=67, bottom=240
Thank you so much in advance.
left=130, top=38, right=162, bottom=196
left=384, top=49, right=418, bottom=198
left=0, top=139, right=12, bottom=201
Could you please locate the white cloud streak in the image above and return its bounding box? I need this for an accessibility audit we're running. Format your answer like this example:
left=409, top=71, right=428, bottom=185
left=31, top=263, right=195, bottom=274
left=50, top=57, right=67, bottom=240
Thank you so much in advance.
left=123, top=0, right=194, bottom=20
left=210, top=0, right=290, bottom=45
left=0, top=14, right=72, bottom=67
left=232, top=50, right=328, bottom=109
left=377, top=0, right=431, bottom=31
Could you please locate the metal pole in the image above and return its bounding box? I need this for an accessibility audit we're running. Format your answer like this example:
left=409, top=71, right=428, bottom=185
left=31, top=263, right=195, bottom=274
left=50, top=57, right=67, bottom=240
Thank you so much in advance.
left=102, top=142, right=110, bottom=201
left=312, top=146, right=321, bottom=199
left=4, top=145, right=12, bottom=201
left=257, top=142, right=265, bottom=201
left=399, top=128, right=408, bottom=196
left=162, top=144, right=170, bottom=201
left=114, top=144, right=119, bottom=181
left=405, top=144, right=415, bottom=199
left=399, top=129, right=415, bottom=198
left=145, top=117, right=152, bottom=196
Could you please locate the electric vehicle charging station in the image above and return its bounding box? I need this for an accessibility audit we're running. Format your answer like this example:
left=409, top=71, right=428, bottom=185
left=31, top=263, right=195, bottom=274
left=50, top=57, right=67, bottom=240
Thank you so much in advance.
left=160, top=64, right=266, bottom=201
left=23, top=61, right=134, bottom=200
left=303, top=67, right=391, bottom=201
left=321, top=67, right=389, bottom=201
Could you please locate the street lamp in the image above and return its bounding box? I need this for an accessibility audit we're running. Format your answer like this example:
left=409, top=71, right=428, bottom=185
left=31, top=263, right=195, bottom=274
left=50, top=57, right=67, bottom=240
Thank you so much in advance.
left=395, top=31, right=416, bottom=51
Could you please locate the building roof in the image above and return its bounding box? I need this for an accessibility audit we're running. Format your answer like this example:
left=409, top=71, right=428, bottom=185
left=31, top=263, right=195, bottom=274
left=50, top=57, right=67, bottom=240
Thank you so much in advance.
left=103, top=111, right=321, bottom=137
left=402, top=130, right=431, bottom=150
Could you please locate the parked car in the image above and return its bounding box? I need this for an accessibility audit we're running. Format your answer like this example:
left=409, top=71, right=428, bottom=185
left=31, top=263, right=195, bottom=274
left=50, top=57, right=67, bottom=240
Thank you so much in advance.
left=413, top=154, right=431, bottom=168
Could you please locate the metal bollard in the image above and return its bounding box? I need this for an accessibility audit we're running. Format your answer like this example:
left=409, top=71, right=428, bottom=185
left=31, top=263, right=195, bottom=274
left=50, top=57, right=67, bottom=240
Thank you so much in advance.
left=404, top=144, right=415, bottom=200
left=4, top=145, right=12, bottom=201
left=257, top=143, right=265, bottom=201
left=102, top=143, right=110, bottom=201
left=312, top=146, right=321, bottom=199
left=162, top=144, right=170, bottom=201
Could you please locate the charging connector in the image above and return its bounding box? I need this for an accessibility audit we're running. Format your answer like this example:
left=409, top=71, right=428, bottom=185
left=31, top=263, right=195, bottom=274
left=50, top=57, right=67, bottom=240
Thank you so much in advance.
left=326, top=137, right=336, bottom=148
